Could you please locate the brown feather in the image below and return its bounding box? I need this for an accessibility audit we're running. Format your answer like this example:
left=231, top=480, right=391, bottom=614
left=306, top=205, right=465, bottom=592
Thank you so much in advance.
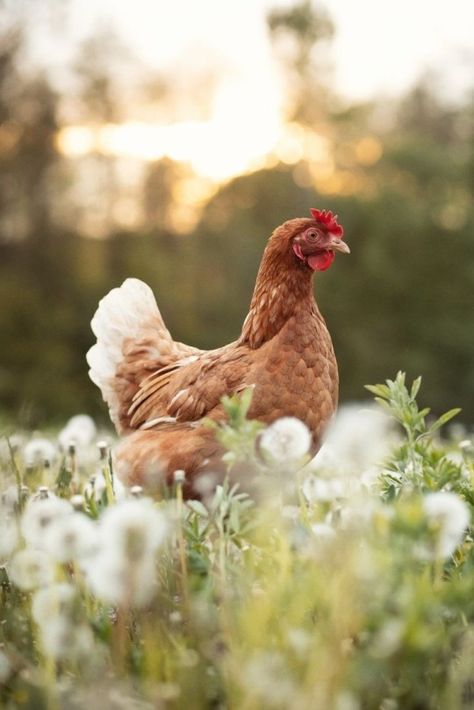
left=98, top=216, right=347, bottom=495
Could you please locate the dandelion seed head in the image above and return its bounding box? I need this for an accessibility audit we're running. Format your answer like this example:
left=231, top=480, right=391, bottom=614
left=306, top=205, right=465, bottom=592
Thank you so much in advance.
left=173, top=469, right=186, bottom=484
left=8, top=548, right=54, bottom=590
left=371, top=619, right=405, bottom=659
left=338, top=500, right=379, bottom=530
left=335, top=690, right=360, bottom=710
left=260, top=417, right=311, bottom=463
left=313, top=404, right=394, bottom=476
left=311, top=522, right=336, bottom=541
left=21, top=495, right=73, bottom=548
left=281, top=505, right=300, bottom=521
left=287, top=627, right=312, bottom=655
left=39, top=618, right=94, bottom=661
left=0, top=516, right=19, bottom=560
left=36, top=486, right=50, bottom=500
left=302, top=475, right=345, bottom=502
left=82, top=499, right=168, bottom=607
left=58, top=414, right=97, bottom=450
left=43, top=512, right=99, bottom=563
left=70, top=494, right=85, bottom=510
left=84, top=553, right=157, bottom=608
left=32, top=583, right=77, bottom=625
left=244, top=651, right=295, bottom=707
left=423, top=491, right=470, bottom=559
left=99, top=498, right=168, bottom=562
left=194, top=472, right=218, bottom=498
left=1, top=485, right=23, bottom=511
left=23, top=438, right=57, bottom=467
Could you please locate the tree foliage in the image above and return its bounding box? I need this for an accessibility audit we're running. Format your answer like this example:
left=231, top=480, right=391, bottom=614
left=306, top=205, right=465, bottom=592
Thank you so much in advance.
left=0, top=3, right=472, bottom=425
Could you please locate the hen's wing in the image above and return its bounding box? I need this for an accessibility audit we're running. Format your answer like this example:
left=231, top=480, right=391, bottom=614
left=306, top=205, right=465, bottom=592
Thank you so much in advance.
left=128, top=343, right=251, bottom=429
left=87, top=278, right=204, bottom=432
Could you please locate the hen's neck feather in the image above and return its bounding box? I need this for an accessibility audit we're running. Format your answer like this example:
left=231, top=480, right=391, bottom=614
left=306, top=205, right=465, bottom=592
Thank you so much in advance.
left=239, top=224, right=318, bottom=349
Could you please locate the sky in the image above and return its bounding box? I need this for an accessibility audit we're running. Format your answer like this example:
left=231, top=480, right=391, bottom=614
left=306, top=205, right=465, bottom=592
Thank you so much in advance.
left=61, top=0, right=473, bottom=103
left=43, top=0, right=473, bottom=183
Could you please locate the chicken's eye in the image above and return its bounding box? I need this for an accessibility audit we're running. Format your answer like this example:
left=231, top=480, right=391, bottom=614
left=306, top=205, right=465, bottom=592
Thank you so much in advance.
left=306, top=230, right=318, bottom=240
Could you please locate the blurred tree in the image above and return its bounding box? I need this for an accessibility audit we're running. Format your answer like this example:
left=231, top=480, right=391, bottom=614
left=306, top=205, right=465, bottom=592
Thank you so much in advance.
left=70, top=29, right=132, bottom=234
left=142, top=158, right=191, bottom=231
left=73, top=30, right=126, bottom=125
left=267, top=0, right=335, bottom=126
left=0, top=16, right=60, bottom=246
left=0, top=24, right=22, bottom=240
left=0, top=0, right=472, bottom=428
left=397, top=76, right=461, bottom=143
left=17, top=76, right=59, bottom=247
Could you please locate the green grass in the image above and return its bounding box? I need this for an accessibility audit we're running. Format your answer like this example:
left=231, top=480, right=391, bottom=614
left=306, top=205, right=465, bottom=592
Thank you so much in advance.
left=0, top=373, right=473, bottom=709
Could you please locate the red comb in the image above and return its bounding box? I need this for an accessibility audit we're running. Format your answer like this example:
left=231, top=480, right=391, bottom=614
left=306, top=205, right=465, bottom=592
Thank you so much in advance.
left=310, top=208, right=344, bottom=237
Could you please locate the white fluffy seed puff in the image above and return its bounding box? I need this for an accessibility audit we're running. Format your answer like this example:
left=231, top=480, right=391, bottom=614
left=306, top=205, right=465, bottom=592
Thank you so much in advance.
left=0, top=515, right=19, bottom=560
left=42, top=512, right=99, bottom=563
left=423, top=491, right=470, bottom=559
left=98, top=498, right=168, bottom=562
left=83, top=498, right=169, bottom=608
left=20, top=496, right=73, bottom=549
left=23, top=438, right=57, bottom=467
left=31, top=584, right=94, bottom=662
left=259, top=417, right=312, bottom=464
left=31, top=583, right=78, bottom=626
left=8, top=549, right=54, bottom=591
left=58, top=414, right=97, bottom=450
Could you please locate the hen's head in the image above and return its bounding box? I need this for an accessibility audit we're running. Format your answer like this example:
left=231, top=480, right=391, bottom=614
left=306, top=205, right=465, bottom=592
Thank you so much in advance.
left=275, top=208, right=350, bottom=272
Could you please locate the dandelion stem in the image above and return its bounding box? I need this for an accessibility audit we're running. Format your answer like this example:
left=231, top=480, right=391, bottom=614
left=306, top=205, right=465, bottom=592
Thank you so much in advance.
left=102, top=460, right=115, bottom=506
left=44, top=654, right=59, bottom=710
left=6, top=436, right=23, bottom=509
left=113, top=606, right=129, bottom=675
left=175, top=480, right=189, bottom=610
left=296, top=468, right=310, bottom=525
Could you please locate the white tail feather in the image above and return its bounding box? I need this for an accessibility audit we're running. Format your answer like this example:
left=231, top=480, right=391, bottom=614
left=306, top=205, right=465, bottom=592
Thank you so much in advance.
left=87, top=278, right=171, bottom=428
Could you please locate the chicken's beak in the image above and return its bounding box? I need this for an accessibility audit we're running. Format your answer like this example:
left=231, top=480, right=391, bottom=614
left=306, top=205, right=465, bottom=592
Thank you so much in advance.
left=329, top=237, right=350, bottom=254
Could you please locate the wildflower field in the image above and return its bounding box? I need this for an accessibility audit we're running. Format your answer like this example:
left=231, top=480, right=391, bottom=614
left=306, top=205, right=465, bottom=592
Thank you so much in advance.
left=1, top=373, right=474, bottom=709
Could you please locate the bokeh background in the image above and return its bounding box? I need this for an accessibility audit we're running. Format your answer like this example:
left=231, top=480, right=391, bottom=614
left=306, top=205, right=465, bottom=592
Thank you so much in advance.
left=0, top=0, right=472, bottom=427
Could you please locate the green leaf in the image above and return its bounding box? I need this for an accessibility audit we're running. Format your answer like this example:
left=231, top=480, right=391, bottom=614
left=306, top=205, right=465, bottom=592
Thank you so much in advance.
left=187, top=500, right=209, bottom=518
left=365, top=384, right=390, bottom=399
left=410, top=376, right=422, bottom=399
left=430, top=407, right=462, bottom=433
left=394, top=371, right=406, bottom=387
left=55, top=463, right=72, bottom=496
left=239, top=386, right=255, bottom=418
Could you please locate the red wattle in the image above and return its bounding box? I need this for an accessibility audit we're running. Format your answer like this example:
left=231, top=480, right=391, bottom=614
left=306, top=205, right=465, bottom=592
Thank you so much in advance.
left=307, top=250, right=335, bottom=271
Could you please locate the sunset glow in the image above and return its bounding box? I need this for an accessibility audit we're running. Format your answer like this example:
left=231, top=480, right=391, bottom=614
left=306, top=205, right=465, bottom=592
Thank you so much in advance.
left=52, top=0, right=471, bottom=195
left=56, top=117, right=339, bottom=185
left=56, top=75, right=286, bottom=182
left=57, top=118, right=275, bottom=182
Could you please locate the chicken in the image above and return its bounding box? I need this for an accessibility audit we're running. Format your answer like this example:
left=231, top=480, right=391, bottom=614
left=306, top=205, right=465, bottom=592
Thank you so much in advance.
left=87, top=209, right=350, bottom=493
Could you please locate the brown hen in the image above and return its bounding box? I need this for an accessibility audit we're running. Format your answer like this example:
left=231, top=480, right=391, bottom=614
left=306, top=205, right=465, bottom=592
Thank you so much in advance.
left=87, top=209, right=350, bottom=493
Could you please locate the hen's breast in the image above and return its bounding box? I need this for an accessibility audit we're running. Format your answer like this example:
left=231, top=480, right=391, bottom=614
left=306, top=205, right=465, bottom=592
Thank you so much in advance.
left=248, top=311, right=338, bottom=452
